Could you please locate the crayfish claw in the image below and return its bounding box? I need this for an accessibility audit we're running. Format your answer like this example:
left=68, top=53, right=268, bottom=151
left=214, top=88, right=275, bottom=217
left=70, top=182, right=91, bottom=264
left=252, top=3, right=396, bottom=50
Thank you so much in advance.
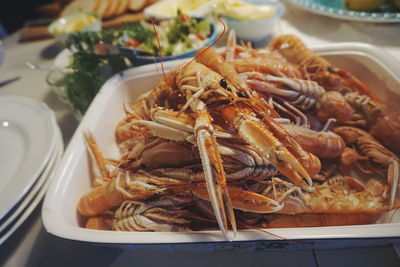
left=221, top=105, right=313, bottom=191
left=195, top=105, right=237, bottom=240
left=275, top=150, right=312, bottom=187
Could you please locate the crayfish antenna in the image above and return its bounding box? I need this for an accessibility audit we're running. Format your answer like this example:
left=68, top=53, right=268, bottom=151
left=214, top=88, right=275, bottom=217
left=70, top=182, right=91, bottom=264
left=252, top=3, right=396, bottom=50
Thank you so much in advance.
left=388, top=159, right=399, bottom=208
left=225, top=29, right=236, bottom=62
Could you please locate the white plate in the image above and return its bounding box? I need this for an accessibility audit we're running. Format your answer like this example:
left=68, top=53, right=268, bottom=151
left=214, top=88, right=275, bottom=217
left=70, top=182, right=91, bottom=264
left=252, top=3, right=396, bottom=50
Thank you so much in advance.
left=0, top=96, right=58, bottom=219
left=0, top=125, right=63, bottom=235
left=0, top=131, right=63, bottom=246
left=43, top=43, right=400, bottom=244
left=288, top=0, right=400, bottom=23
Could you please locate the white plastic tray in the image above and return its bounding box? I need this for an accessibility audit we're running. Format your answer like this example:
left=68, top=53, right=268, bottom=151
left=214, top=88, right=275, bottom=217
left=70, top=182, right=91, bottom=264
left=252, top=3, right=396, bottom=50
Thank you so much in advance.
left=43, top=43, right=400, bottom=246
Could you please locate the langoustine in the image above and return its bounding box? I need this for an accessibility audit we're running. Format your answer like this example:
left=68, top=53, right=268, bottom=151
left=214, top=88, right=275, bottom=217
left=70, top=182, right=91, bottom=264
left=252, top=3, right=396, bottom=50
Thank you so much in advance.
left=269, top=34, right=400, bottom=155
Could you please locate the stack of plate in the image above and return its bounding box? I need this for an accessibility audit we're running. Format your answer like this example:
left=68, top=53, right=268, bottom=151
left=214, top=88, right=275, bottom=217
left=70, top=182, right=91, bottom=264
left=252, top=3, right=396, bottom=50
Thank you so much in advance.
left=0, top=96, right=63, bottom=245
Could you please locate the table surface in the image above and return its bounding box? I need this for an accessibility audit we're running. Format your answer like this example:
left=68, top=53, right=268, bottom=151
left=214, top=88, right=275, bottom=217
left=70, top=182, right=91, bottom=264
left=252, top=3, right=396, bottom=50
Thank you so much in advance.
left=1, top=2, right=400, bottom=266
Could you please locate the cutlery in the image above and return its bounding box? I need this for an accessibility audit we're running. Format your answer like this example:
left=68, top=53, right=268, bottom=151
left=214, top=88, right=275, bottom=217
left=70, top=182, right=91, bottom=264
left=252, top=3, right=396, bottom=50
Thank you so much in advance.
left=0, top=76, right=20, bottom=88
left=26, top=61, right=54, bottom=71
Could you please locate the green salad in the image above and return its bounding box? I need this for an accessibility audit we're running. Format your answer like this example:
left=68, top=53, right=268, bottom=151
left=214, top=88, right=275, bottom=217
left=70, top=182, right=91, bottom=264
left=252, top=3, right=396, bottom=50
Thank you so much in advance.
left=123, top=12, right=212, bottom=56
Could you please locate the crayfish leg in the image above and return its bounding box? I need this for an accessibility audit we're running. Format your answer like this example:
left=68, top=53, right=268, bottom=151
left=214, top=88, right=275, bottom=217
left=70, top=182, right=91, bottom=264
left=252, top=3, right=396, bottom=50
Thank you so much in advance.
left=193, top=186, right=283, bottom=214
left=388, top=159, right=399, bottom=208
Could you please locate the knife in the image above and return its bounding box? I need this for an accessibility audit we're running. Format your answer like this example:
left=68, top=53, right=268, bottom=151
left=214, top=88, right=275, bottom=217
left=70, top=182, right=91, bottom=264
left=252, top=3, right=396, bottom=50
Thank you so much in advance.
left=0, top=76, right=20, bottom=88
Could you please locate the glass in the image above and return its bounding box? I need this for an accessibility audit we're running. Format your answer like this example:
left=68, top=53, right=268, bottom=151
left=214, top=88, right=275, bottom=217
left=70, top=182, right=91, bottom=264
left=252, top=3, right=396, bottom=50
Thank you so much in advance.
left=46, top=68, right=83, bottom=120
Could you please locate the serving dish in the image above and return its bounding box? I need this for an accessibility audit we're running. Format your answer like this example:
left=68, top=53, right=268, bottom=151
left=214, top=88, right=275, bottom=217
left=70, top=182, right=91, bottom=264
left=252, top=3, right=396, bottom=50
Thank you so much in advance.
left=48, top=12, right=101, bottom=43
left=118, top=20, right=219, bottom=66
left=43, top=42, right=400, bottom=246
left=288, top=0, right=400, bottom=23
left=219, top=0, right=285, bottom=41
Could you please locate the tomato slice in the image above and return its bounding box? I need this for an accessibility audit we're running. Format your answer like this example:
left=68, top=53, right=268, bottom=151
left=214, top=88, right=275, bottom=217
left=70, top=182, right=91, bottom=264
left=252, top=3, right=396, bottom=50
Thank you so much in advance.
left=180, top=14, right=188, bottom=22
left=124, top=38, right=141, bottom=49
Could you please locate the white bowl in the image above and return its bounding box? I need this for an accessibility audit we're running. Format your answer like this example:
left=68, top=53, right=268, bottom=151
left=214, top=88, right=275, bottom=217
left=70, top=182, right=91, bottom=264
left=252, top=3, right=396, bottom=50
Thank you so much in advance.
left=144, top=0, right=218, bottom=19
left=221, top=0, right=285, bottom=41
left=42, top=43, right=400, bottom=248
left=48, top=12, right=101, bottom=43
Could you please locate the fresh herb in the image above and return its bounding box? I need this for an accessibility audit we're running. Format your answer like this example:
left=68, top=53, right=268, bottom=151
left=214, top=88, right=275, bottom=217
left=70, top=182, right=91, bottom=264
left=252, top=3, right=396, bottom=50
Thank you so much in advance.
left=63, top=31, right=131, bottom=117
left=121, top=23, right=154, bottom=43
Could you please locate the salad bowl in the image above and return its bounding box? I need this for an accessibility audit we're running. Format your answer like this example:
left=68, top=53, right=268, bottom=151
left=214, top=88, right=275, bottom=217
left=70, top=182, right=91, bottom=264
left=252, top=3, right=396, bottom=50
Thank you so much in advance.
left=118, top=18, right=218, bottom=66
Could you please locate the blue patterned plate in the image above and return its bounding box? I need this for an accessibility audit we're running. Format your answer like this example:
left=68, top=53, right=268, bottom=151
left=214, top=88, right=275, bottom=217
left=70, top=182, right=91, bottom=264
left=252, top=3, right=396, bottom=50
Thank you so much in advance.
left=288, top=0, right=400, bottom=23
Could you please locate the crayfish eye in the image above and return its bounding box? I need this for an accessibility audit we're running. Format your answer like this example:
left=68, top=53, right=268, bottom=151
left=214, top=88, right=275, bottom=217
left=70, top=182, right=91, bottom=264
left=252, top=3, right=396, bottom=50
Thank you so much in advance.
left=327, top=67, right=335, bottom=73
left=219, top=79, right=228, bottom=89
left=238, top=91, right=249, bottom=98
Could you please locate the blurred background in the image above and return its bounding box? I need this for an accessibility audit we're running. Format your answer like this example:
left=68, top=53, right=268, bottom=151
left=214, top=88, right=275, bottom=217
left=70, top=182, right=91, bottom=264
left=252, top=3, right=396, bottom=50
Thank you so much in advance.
left=0, top=0, right=61, bottom=36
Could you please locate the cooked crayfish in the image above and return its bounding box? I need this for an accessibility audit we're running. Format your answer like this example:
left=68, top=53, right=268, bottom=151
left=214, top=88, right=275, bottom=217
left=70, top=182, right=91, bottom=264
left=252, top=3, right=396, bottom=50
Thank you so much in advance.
left=343, top=92, right=400, bottom=155
left=242, top=72, right=354, bottom=124
left=169, top=48, right=317, bottom=237
left=333, top=126, right=399, bottom=207
left=223, top=30, right=302, bottom=78
left=269, top=34, right=381, bottom=103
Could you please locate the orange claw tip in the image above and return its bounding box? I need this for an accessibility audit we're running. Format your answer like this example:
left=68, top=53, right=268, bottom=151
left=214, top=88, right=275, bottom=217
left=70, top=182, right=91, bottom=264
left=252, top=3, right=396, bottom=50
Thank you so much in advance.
left=228, top=187, right=284, bottom=213
left=389, top=159, right=399, bottom=209
left=306, top=153, right=322, bottom=178
left=193, top=186, right=284, bottom=214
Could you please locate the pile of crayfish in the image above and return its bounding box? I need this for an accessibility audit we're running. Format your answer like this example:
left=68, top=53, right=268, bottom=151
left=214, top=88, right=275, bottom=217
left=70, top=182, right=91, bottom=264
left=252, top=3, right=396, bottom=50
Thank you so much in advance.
left=77, top=32, right=400, bottom=240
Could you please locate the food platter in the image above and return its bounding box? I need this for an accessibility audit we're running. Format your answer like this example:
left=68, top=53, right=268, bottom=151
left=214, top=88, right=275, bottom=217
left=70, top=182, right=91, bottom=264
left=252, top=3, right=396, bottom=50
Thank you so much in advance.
left=43, top=42, right=400, bottom=245
left=288, top=0, right=400, bottom=23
